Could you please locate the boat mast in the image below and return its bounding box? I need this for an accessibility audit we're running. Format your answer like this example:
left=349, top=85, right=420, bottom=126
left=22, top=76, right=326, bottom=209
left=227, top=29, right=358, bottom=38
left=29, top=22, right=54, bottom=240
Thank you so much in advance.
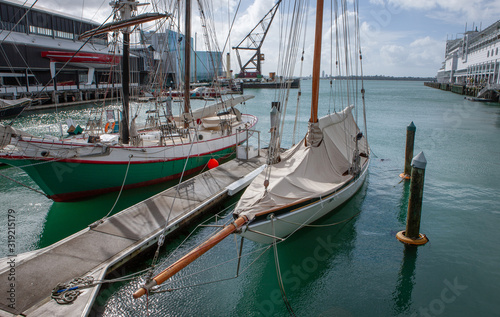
left=114, top=0, right=135, bottom=144
left=310, top=0, right=324, bottom=124
left=80, top=2, right=168, bottom=143
left=183, top=0, right=191, bottom=127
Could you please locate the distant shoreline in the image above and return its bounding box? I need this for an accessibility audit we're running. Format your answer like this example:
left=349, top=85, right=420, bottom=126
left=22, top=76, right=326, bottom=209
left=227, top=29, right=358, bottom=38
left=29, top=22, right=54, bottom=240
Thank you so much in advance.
left=301, top=76, right=436, bottom=81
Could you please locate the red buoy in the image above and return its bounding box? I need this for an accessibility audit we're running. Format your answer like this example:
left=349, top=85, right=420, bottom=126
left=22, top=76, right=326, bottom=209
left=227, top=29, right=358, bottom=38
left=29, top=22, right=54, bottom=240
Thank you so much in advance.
left=208, top=158, right=219, bottom=169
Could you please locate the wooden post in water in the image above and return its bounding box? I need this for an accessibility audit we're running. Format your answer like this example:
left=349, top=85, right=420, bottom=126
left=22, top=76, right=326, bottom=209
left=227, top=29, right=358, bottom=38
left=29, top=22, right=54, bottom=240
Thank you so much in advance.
left=400, top=122, right=416, bottom=179
left=396, top=151, right=428, bottom=245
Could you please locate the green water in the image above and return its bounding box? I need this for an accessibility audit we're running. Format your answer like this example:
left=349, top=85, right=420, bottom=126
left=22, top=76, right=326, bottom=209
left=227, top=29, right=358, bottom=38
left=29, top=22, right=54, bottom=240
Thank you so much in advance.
left=1, top=80, right=499, bottom=316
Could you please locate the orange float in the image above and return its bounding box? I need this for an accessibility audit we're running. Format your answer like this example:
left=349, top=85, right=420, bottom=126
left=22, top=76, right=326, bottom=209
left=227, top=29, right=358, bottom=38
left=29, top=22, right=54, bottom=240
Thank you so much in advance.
left=207, top=158, right=219, bottom=169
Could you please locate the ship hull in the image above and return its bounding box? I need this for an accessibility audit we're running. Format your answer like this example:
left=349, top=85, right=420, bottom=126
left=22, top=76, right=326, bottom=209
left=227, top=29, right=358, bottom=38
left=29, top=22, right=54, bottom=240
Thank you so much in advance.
left=0, top=114, right=257, bottom=201
left=239, top=159, right=369, bottom=244
left=0, top=146, right=235, bottom=201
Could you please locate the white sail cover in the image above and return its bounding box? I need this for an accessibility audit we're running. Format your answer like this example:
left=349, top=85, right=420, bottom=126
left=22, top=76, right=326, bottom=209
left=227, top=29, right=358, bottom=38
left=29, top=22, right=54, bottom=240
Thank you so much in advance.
left=234, top=106, right=368, bottom=221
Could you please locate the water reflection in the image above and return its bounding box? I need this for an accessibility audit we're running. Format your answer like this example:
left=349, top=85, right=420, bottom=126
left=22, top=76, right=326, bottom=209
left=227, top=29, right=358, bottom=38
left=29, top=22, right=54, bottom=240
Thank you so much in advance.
left=38, top=178, right=183, bottom=248
left=392, top=245, right=418, bottom=315
left=236, top=182, right=368, bottom=316
left=397, top=180, right=410, bottom=225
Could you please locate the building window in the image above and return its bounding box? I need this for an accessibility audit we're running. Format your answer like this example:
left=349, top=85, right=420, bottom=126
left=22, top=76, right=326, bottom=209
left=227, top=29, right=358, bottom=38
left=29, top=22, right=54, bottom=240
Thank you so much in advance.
left=487, top=51, right=489, bottom=57
left=0, top=3, right=26, bottom=33
left=496, top=47, right=499, bottom=55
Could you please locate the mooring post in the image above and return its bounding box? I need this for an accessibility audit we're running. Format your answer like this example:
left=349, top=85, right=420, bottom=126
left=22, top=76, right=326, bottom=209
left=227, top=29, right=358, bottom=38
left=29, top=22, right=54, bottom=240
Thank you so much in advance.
left=396, top=151, right=428, bottom=245
left=400, top=122, right=416, bottom=179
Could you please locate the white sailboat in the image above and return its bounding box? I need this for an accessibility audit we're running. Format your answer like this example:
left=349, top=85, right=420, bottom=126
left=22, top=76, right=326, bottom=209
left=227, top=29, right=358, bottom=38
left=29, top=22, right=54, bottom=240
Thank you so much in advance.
left=133, top=0, right=369, bottom=298
left=0, top=0, right=257, bottom=201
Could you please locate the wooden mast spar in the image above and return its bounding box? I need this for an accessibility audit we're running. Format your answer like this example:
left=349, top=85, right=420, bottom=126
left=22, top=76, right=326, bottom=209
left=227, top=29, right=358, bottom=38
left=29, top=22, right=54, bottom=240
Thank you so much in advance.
left=310, top=0, right=324, bottom=124
left=183, top=0, right=191, bottom=127
left=80, top=1, right=169, bottom=145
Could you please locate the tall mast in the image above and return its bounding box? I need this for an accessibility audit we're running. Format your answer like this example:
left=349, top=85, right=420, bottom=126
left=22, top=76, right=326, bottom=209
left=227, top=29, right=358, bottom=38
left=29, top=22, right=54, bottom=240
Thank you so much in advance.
left=82, top=1, right=168, bottom=145
left=112, top=0, right=135, bottom=144
left=310, top=0, right=324, bottom=123
left=122, top=30, right=130, bottom=143
left=183, top=0, right=191, bottom=125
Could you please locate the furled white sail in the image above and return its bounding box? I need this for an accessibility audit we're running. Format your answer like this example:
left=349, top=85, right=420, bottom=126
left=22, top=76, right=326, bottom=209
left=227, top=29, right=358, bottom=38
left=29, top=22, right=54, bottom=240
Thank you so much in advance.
left=234, top=105, right=368, bottom=221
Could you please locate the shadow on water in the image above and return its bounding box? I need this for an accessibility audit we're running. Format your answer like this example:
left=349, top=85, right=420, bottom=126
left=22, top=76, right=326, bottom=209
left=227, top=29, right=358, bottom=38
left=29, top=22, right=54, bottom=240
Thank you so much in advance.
left=392, top=245, right=418, bottom=315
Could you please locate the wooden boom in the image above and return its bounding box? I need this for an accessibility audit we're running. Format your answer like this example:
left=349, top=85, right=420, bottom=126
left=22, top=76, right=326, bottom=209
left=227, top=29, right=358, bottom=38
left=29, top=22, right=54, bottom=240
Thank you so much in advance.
left=133, top=215, right=249, bottom=299
left=79, top=13, right=169, bottom=39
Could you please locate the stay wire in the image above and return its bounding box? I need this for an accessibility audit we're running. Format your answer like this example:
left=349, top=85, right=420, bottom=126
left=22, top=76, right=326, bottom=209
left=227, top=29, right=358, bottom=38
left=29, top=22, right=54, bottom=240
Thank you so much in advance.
left=271, top=216, right=296, bottom=316
left=0, top=172, right=48, bottom=197
left=150, top=243, right=273, bottom=293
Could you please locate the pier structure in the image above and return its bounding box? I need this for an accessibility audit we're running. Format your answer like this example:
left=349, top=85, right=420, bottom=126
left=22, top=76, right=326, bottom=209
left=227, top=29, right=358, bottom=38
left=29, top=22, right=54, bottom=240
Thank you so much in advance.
left=0, top=83, right=125, bottom=105
left=0, top=156, right=266, bottom=316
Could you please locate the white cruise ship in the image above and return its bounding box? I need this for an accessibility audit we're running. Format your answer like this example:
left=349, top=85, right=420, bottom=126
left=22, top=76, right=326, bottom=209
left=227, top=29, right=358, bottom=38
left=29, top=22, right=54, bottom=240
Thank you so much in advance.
left=437, top=20, right=500, bottom=88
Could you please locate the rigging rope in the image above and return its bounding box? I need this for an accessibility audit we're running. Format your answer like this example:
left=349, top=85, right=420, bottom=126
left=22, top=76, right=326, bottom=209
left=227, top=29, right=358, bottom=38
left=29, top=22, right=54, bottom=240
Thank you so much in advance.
left=89, top=154, right=133, bottom=228
left=271, top=215, right=296, bottom=316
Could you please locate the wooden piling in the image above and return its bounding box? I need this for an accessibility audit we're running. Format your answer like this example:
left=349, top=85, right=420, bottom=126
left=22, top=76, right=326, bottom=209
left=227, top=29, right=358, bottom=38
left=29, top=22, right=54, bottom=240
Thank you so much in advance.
left=400, top=122, right=416, bottom=179
left=396, top=151, right=428, bottom=245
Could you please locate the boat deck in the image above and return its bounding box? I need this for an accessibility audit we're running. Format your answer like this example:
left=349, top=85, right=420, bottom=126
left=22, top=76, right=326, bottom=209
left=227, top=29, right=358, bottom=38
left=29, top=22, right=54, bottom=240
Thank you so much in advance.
left=0, top=155, right=266, bottom=317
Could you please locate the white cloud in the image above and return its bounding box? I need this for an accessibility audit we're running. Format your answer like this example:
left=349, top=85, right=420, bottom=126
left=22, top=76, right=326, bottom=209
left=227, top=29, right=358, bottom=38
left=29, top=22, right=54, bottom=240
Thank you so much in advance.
left=27, top=0, right=449, bottom=77
left=408, top=36, right=444, bottom=66
left=385, top=0, right=500, bottom=25
left=365, top=36, right=444, bottom=76
left=380, top=44, right=407, bottom=65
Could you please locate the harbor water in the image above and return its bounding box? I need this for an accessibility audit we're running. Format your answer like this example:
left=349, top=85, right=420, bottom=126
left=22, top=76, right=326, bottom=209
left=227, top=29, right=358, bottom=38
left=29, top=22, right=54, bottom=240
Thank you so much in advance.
left=1, top=80, right=499, bottom=316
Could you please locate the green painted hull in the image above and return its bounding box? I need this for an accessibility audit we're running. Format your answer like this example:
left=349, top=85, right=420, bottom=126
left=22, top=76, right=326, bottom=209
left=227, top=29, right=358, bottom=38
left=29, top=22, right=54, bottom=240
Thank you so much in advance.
left=0, top=146, right=235, bottom=201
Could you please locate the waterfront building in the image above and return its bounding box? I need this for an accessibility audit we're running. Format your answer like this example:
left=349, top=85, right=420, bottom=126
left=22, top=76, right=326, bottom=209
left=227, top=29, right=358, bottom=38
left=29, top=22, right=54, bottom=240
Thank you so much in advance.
left=437, top=20, right=500, bottom=86
left=0, top=0, right=129, bottom=98
left=140, top=30, right=223, bottom=86
left=0, top=0, right=222, bottom=101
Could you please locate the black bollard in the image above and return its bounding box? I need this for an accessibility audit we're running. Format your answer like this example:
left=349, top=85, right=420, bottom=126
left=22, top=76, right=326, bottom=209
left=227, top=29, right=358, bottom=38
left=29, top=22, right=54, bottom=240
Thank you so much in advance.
left=396, top=151, right=428, bottom=245
left=400, top=122, right=416, bottom=179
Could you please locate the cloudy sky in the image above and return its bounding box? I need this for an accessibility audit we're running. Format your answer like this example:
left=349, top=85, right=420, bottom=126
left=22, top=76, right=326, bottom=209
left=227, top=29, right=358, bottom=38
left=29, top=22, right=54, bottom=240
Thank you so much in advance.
left=30, top=0, right=500, bottom=77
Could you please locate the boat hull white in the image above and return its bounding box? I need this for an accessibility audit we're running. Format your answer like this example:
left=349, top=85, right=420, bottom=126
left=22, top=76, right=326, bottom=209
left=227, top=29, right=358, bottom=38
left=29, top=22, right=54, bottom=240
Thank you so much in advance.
left=238, top=159, right=369, bottom=244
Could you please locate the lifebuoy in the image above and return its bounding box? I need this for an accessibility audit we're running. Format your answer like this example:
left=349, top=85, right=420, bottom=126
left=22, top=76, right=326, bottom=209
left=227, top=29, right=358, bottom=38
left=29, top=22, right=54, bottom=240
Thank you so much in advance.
left=396, top=230, right=428, bottom=245
left=196, top=118, right=202, bottom=125
left=105, top=122, right=116, bottom=133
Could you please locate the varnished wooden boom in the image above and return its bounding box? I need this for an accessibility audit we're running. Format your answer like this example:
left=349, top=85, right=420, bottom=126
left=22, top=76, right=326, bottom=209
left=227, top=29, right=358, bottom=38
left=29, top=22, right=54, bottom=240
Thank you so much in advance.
left=133, top=216, right=248, bottom=299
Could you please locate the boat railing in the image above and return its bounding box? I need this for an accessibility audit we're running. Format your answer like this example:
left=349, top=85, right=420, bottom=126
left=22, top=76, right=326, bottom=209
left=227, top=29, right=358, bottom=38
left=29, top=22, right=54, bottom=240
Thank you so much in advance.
left=236, top=127, right=261, bottom=160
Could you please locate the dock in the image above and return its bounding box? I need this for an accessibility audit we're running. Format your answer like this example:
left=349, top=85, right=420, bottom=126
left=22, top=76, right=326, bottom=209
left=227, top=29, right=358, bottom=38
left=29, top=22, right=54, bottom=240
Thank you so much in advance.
left=0, top=156, right=266, bottom=317
left=424, top=81, right=500, bottom=102
left=242, top=78, right=300, bottom=89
